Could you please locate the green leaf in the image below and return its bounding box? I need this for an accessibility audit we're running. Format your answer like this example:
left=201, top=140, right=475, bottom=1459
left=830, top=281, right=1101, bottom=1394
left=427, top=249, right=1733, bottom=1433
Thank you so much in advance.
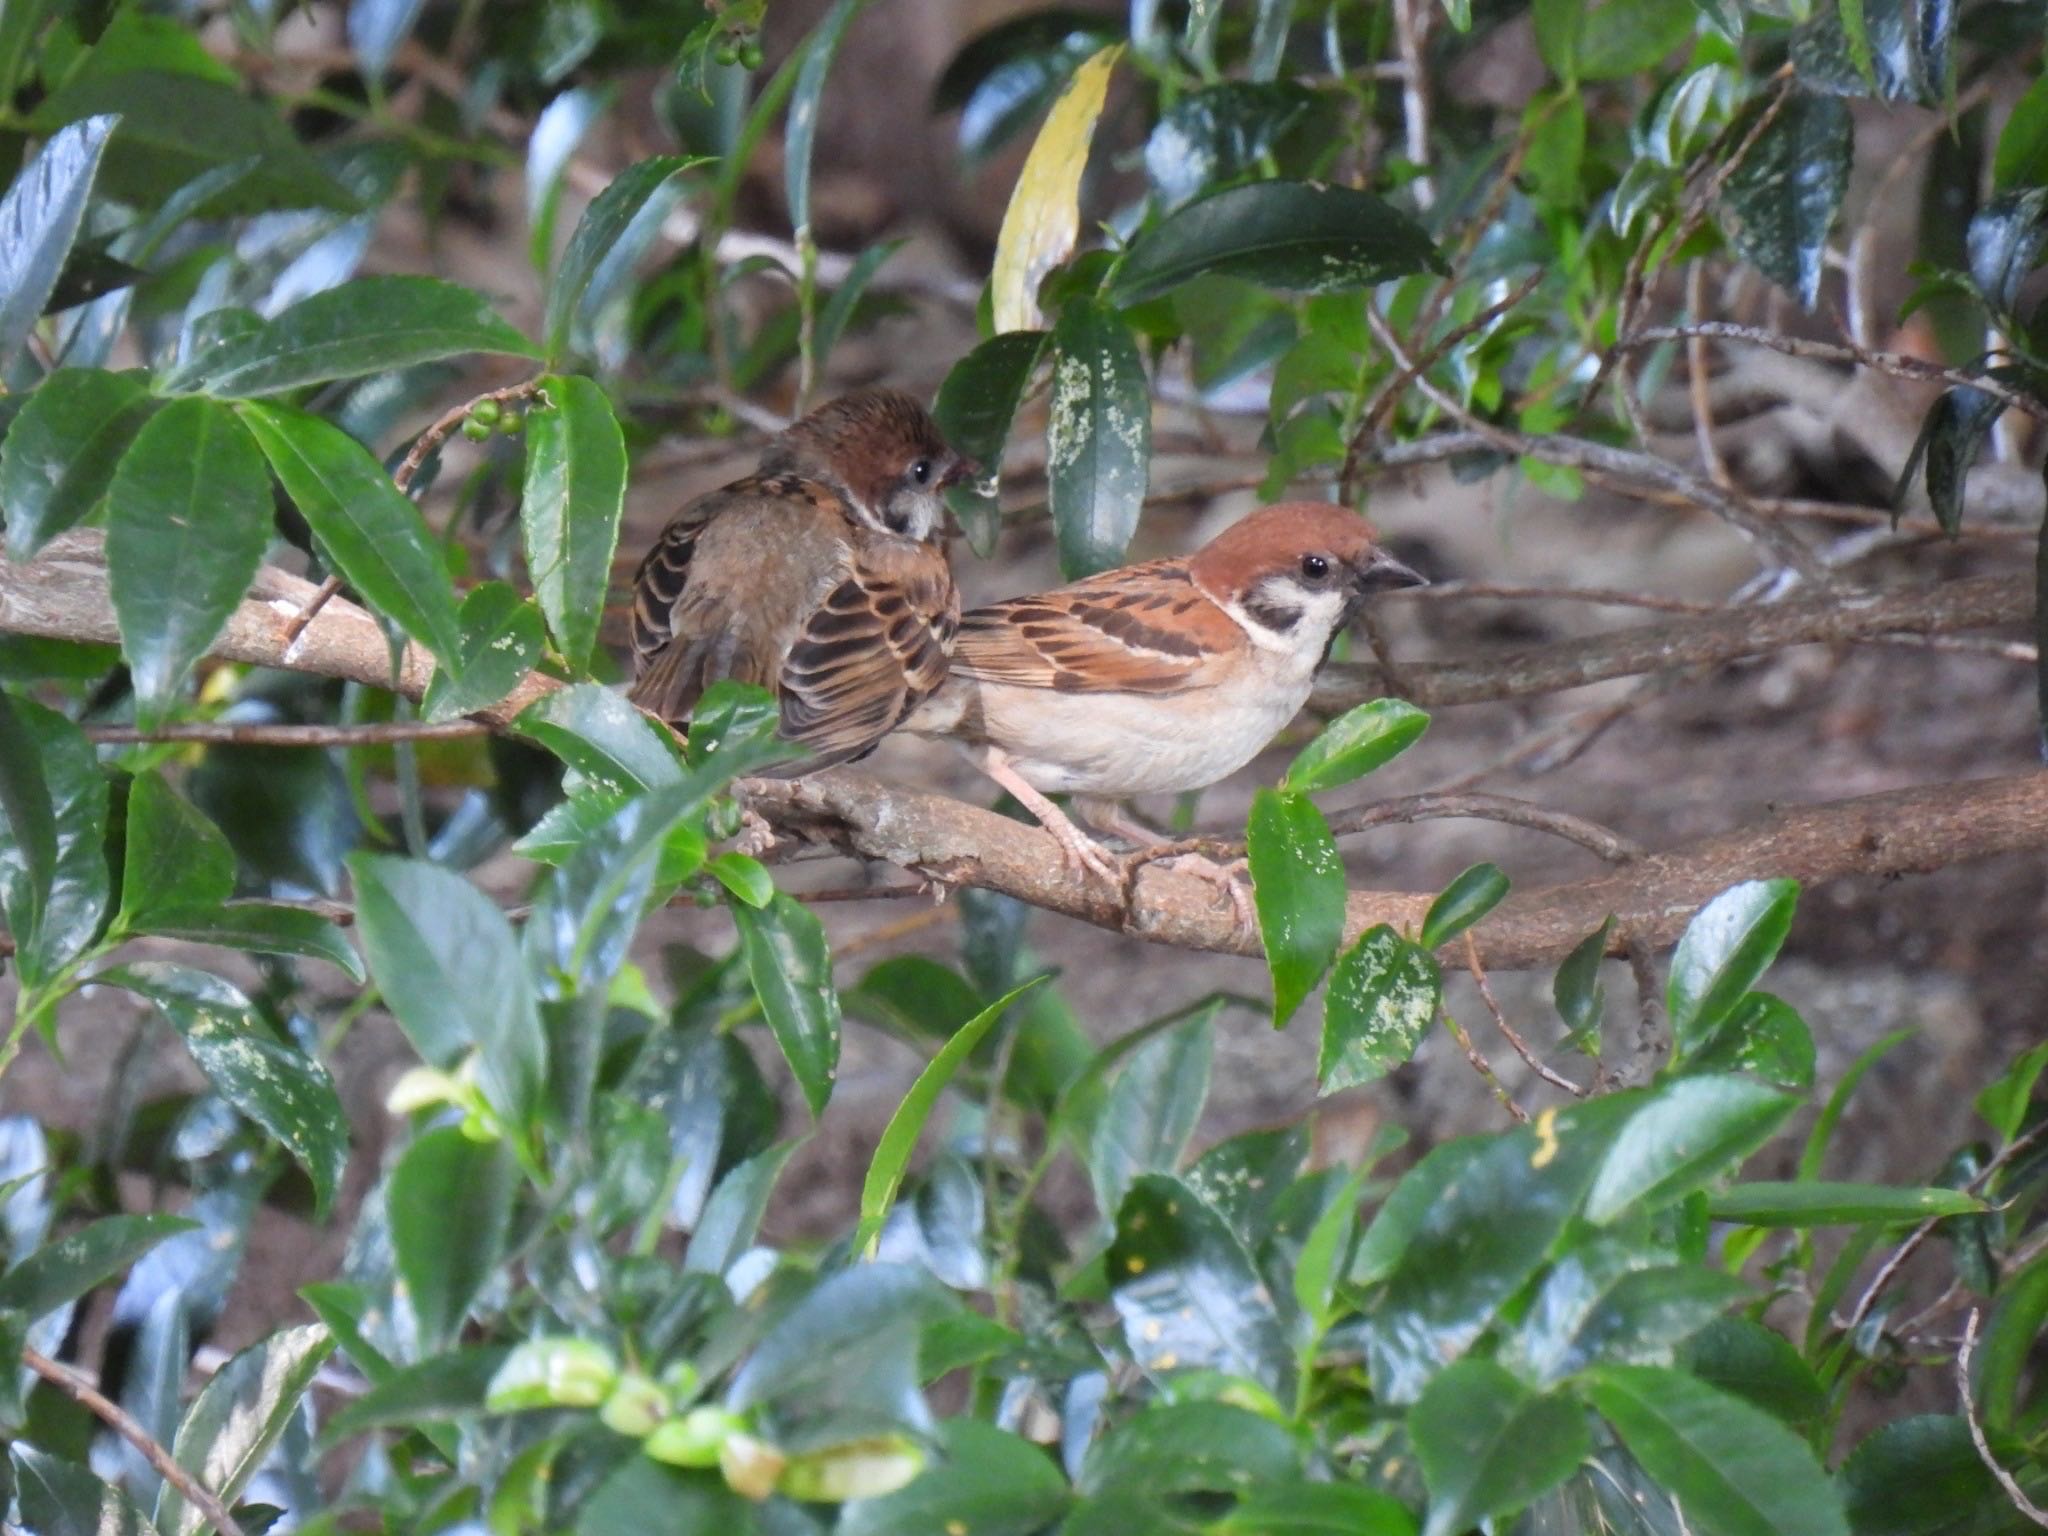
left=1976, top=1038, right=2048, bottom=1143
left=1838, top=0, right=1876, bottom=88
left=1582, top=1364, right=1848, bottom=1536
left=1320, top=925, right=1439, bottom=1092
left=1977, top=1250, right=2048, bottom=1432
left=685, top=1139, right=799, bottom=1276
left=239, top=400, right=464, bottom=670
left=1413, top=1359, right=1590, bottom=1536
left=1994, top=69, right=2048, bottom=191
left=1077, top=1399, right=1300, bottom=1496
left=0, top=1212, right=194, bottom=1320
left=1143, top=81, right=1316, bottom=209
left=0, top=366, right=156, bottom=558
left=1679, top=1316, right=1827, bottom=1429
left=990, top=41, right=1121, bottom=334
left=167, top=276, right=533, bottom=396
left=1554, top=916, right=1613, bottom=1052
left=349, top=0, right=427, bottom=80
left=1505, top=1241, right=1745, bottom=1386
left=1896, top=385, right=2007, bottom=537
left=0, top=0, right=55, bottom=105
left=421, top=582, right=547, bottom=722
left=349, top=852, right=545, bottom=1121
left=322, top=1344, right=508, bottom=1441
left=1420, top=863, right=1509, bottom=951
left=118, top=771, right=233, bottom=926
left=786, top=0, right=863, bottom=238
left=856, top=978, right=1044, bottom=1255
left=1090, top=1001, right=1217, bottom=1213
left=1282, top=698, right=1430, bottom=794
left=1667, top=879, right=1799, bottom=1058
left=388, top=1126, right=519, bottom=1352
left=1587, top=1077, right=1797, bottom=1225
left=1677, top=991, right=1814, bottom=1091
left=1046, top=296, right=1150, bottom=579
left=1799, top=1026, right=1912, bottom=1180
left=136, top=902, right=365, bottom=983
left=1248, top=788, right=1346, bottom=1030
left=13, top=1443, right=159, bottom=1536
left=1716, top=92, right=1853, bottom=309
left=157, top=1323, right=333, bottom=1536
left=708, top=851, right=774, bottom=908
left=106, top=397, right=273, bottom=726
left=1292, top=1163, right=1368, bottom=1327
left=543, top=155, right=697, bottom=364
left=1109, top=180, right=1445, bottom=305
left=936, top=12, right=1121, bottom=166
left=734, top=891, right=841, bottom=1118
left=839, top=1418, right=1071, bottom=1536
left=1706, top=1181, right=1983, bottom=1226
left=98, top=963, right=349, bottom=1217
left=1216, top=1483, right=1417, bottom=1535
left=1109, top=1174, right=1293, bottom=1398
left=32, top=70, right=352, bottom=215
left=514, top=683, right=685, bottom=794
left=0, top=115, right=117, bottom=374
left=1576, top=0, right=1700, bottom=79
left=522, top=374, right=627, bottom=671
left=1838, top=1414, right=2020, bottom=1536
left=813, top=238, right=905, bottom=375
left=932, top=330, right=1046, bottom=556
left=0, top=695, right=108, bottom=988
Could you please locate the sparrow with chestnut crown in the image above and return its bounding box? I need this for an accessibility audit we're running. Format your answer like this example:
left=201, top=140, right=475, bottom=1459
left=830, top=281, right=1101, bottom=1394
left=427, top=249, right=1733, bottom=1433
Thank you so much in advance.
left=629, top=387, right=974, bottom=765
left=904, top=502, right=1426, bottom=904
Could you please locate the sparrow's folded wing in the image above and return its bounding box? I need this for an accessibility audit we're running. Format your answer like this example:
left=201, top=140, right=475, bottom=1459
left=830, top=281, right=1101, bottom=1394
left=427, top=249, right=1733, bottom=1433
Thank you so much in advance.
left=950, top=559, right=1232, bottom=695
left=779, top=537, right=959, bottom=762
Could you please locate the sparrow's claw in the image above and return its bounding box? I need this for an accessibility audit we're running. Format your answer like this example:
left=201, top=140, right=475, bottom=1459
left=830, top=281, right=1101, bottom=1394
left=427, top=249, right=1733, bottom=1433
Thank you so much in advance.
left=980, top=751, right=1122, bottom=888
left=732, top=806, right=778, bottom=859
left=1129, top=851, right=1257, bottom=936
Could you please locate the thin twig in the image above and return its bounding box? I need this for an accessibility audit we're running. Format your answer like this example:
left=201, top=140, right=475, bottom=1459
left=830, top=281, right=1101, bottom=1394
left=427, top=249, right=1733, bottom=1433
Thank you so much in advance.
left=1958, top=1310, right=2048, bottom=1528
left=831, top=903, right=956, bottom=962
left=1325, top=792, right=1646, bottom=863
left=1465, top=930, right=1587, bottom=1097
left=22, top=1346, right=249, bottom=1536
left=85, top=719, right=492, bottom=746
left=1391, top=0, right=1435, bottom=209
left=1442, top=1010, right=1529, bottom=1122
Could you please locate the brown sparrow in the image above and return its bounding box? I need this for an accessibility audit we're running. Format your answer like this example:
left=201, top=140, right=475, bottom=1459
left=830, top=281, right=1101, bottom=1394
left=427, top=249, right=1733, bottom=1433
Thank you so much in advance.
left=904, top=501, right=1426, bottom=888
left=629, top=388, right=972, bottom=765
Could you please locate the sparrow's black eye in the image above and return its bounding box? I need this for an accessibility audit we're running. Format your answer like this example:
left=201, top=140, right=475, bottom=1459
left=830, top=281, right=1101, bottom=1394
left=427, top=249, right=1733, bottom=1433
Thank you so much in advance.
left=1299, top=553, right=1331, bottom=582
left=910, top=459, right=932, bottom=485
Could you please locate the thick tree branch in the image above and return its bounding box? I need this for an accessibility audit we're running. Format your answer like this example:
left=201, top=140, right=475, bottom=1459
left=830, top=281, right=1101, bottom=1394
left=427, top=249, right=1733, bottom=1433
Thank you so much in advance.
left=5, top=534, right=2045, bottom=971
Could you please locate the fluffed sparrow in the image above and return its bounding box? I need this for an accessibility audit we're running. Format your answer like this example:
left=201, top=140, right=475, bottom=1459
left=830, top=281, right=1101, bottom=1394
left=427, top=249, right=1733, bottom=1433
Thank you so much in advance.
left=903, top=501, right=1427, bottom=890
left=629, top=387, right=973, bottom=766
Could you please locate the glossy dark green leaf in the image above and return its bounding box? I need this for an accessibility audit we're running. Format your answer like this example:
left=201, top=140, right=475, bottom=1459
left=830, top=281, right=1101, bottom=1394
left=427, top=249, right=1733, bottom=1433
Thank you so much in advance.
left=932, top=329, right=1046, bottom=556
left=1187, top=1124, right=1312, bottom=1246
left=1110, top=180, right=1444, bottom=305
left=157, top=1322, right=333, bottom=1536
left=1077, top=1399, right=1300, bottom=1496
left=1143, top=82, right=1316, bottom=209
left=1090, top=1002, right=1216, bottom=1213
left=1799, top=1025, right=1912, bottom=1180
left=1975, top=1251, right=2048, bottom=1432
left=1583, top=1365, right=1849, bottom=1536
left=12, top=1444, right=157, bottom=1536
left=0, top=695, right=106, bottom=988
left=1283, top=698, right=1430, bottom=795
left=98, top=963, right=349, bottom=1216
left=544, top=155, right=695, bottom=364
left=0, top=115, right=116, bottom=373
left=1677, top=991, right=1814, bottom=1091
left=839, top=1418, right=1070, bottom=1536
left=189, top=742, right=356, bottom=898
left=1506, top=1241, right=1745, bottom=1386
left=522, top=374, right=627, bottom=671
left=137, top=902, right=365, bottom=983
left=1413, top=1359, right=1590, bottom=1536
left=1705, top=1181, right=1983, bottom=1226
left=320, top=1343, right=508, bottom=1441
left=349, top=852, right=545, bottom=1119
left=1109, top=1174, right=1293, bottom=1397
left=514, top=683, right=686, bottom=794
left=622, top=1015, right=776, bottom=1229
left=1358, top=1097, right=1633, bottom=1401
left=1838, top=1414, right=2020, bottom=1536
left=936, top=11, right=1120, bottom=165
left=1679, top=1316, right=1828, bottom=1429
left=1995, top=70, right=2048, bottom=191
left=685, top=1139, right=798, bottom=1276
left=172, top=276, right=532, bottom=396
left=388, top=1126, right=518, bottom=1351
left=734, top=890, right=840, bottom=1118
left=1575, top=0, right=1700, bottom=80
left=1586, top=1077, right=1797, bottom=1225
left=1248, top=788, right=1346, bottom=1030
left=1667, top=879, right=1799, bottom=1059
left=1, top=702, right=108, bottom=991
left=32, top=70, right=352, bottom=215
left=106, top=397, right=273, bottom=726
left=1320, top=925, right=1439, bottom=1092
left=1716, top=92, right=1852, bottom=308
left=0, top=1212, right=193, bottom=1320
left=1894, top=385, right=2007, bottom=536
left=527, top=85, right=609, bottom=270
left=0, top=367, right=156, bottom=558
left=786, top=0, right=862, bottom=237
left=1420, top=863, right=1509, bottom=951
left=1554, top=917, right=1613, bottom=1053
left=1215, top=1482, right=1415, bottom=1534
left=421, top=582, right=547, bottom=722
left=239, top=400, right=464, bottom=670
left=858, top=978, right=1042, bottom=1255
left=1046, top=297, right=1150, bottom=579
left=1976, top=1038, right=2048, bottom=1143
left=118, top=771, right=233, bottom=926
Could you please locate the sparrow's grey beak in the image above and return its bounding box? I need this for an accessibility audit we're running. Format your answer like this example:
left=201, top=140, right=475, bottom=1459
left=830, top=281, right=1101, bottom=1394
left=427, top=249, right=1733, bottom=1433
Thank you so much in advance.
left=1354, top=550, right=1429, bottom=595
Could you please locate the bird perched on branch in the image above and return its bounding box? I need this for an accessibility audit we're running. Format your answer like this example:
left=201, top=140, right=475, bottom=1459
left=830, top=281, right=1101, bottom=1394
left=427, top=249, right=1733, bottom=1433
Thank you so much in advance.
left=629, top=387, right=973, bottom=765
left=904, top=502, right=1426, bottom=900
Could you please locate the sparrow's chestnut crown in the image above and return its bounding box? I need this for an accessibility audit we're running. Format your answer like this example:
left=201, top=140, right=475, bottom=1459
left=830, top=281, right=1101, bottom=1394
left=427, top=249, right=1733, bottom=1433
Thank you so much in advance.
left=759, top=386, right=968, bottom=543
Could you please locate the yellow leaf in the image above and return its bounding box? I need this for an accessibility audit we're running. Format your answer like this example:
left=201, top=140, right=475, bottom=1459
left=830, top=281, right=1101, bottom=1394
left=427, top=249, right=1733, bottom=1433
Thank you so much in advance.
left=991, top=43, right=1124, bottom=334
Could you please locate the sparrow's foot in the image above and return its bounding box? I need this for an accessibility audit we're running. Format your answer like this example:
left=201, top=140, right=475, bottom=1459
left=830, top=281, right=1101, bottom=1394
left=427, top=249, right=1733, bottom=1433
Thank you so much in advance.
left=980, top=753, right=1122, bottom=886
left=1143, top=851, right=1257, bottom=936
left=732, top=806, right=777, bottom=858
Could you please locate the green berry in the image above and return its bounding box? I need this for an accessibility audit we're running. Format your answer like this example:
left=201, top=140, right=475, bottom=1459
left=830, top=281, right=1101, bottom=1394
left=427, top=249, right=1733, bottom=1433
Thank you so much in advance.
left=599, top=1371, right=668, bottom=1438
left=470, top=398, right=502, bottom=425
left=461, top=417, right=492, bottom=442
left=497, top=410, right=524, bottom=436
left=644, top=1405, right=747, bottom=1468
left=713, top=40, right=739, bottom=65
left=485, top=1338, right=619, bottom=1412
left=739, top=40, right=762, bottom=70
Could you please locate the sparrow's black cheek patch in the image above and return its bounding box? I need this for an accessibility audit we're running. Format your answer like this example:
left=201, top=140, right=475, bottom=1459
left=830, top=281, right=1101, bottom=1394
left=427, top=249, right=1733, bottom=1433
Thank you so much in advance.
left=1242, top=594, right=1302, bottom=634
